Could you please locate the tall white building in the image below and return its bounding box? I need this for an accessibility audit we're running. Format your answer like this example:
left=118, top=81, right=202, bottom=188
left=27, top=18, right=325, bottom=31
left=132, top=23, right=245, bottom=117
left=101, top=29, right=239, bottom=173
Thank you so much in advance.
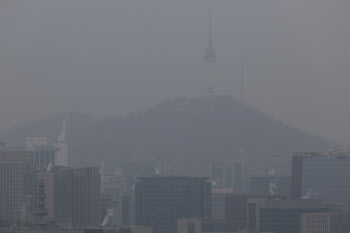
left=54, top=120, right=68, bottom=167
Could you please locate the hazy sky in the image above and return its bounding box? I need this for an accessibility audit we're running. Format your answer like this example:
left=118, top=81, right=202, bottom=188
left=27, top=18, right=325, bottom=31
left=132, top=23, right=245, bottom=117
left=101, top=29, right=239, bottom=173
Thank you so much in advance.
left=1, top=0, right=350, bottom=146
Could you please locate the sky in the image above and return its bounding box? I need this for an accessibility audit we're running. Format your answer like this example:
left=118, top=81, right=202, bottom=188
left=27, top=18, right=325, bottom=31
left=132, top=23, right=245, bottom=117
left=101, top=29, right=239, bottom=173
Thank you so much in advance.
left=1, top=0, right=350, bottom=146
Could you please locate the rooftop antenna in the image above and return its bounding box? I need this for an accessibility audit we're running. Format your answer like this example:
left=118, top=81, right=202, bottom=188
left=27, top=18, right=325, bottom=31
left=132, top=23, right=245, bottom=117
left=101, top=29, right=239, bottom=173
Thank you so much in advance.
left=240, top=56, right=245, bottom=102
left=204, top=2, right=216, bottom=63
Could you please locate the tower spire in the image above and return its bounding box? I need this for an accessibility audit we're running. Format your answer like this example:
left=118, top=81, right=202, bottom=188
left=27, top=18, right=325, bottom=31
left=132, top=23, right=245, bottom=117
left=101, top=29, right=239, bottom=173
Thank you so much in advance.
left=204, top=3, right=216, bottom=63
left=208, top=6, right=213, bottom=49
left=240, top=56, right=245, bottom=102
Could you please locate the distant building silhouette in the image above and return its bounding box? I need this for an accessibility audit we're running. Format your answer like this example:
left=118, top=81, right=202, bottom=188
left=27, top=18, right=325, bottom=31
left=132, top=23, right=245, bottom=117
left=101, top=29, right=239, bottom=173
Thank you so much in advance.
left=291, top=152, right=350, bottom=210
left=53, top=119, right=68, bottom=167
left=135, top=176, right=212, bottom=233
left=211, top=160, right=247, bottom=192
left=28, top=166, right=101, bottom=227
left=0, top=151, right=34, bottom=214
left=260, top=199, right=330, bottom=233
left=0, top=138, right=56, bottom=171
left=225, top=194, right=249, bottom=232
left=211, top=188, right=233, bottom=218
left=224, top=195, right=329, bottom=233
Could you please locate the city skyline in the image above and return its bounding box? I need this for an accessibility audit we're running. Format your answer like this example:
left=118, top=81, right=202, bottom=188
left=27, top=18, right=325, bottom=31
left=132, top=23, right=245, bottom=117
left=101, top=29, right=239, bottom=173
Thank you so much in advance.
left=1, top=1, right=350, bottom=233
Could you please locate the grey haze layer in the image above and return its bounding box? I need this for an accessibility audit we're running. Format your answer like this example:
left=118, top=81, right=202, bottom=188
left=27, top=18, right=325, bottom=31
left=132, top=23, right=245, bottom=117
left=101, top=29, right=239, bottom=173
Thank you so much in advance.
left=0, top=96, right=337, bottom=176
left=1, top=0, right=350, bottom=146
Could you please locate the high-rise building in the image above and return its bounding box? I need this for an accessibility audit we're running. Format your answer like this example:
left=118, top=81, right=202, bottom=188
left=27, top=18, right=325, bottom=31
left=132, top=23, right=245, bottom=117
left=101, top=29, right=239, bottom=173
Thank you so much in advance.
left=135, top=177, right=212, bottom=233
left=122, top=190, right=135, bottom=226
left=212, top=188, right=232, bottom=218
left=71, top=167, right=101, bottom=227
left=211, top=161, right=247, bottom=192
left=260, top=199, right=330, bottom=233
left=29, top=166, right=101, bottom=227
left=53, top=142, right=67, bottom=167
left=0, top=151, right=35, bottom=214
left=54, top=119, right=68, bottom=167
left=225, top=194, right=248, bottom=232
left=225, top=194, right=284, bottom=233
left=1, top=138, right=56, bottom=171
left=291, top=152, right=350, bottom=210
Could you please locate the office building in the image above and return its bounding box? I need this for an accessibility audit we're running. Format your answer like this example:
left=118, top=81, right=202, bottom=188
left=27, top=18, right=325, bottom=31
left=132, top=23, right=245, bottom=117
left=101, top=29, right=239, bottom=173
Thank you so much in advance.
left=28, top=166, right=101, bottom=227
left=211, top=161, right=247, bottom=192
left=260, top=199, right=330, bottom=233
left=122, top=190, right=135, bottom=226
left=1, top=137, right=56, bottom=171
left=0, top=151, right=34, bottom=214
left=225, top=194, right=248, bottom=232
left=291, top=152, right=350, bottom=210
left=135, top=177, right=211, bottom=233
left=211, top=188, right=232, bottom=218
left=53, top=119, right=68, bottom=167
left=71, top=167, right=101, bottom=227
left=225, top=194, right=284, bottom=233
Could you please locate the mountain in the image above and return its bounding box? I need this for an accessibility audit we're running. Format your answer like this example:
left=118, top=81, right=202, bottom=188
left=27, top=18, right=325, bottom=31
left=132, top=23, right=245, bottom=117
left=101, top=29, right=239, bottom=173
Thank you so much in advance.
left=0, top=95, right=337, bottom=176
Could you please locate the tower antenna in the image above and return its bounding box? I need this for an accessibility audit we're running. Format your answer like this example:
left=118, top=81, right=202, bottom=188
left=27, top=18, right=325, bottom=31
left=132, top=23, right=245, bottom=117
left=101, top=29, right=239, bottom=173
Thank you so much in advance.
left=204, top=2, right=216, bottom=63
left=240, top=56, right=245, bottom=102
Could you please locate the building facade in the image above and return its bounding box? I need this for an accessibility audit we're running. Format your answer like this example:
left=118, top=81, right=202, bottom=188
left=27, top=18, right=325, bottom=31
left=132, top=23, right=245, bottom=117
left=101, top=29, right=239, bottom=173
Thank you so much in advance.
left=135, top=177, right=211, bottom=233
left=211, top=161, right=247, bottom=192
left=225, top=194, right=248, bottom=232
left=0, top=151, right=34, bottom=214
left=211, top=188, right=232, bottom=218
left=301, top=212, right=330, bottom=233
left=260, top=199, right=330, bottom=233
left=71, top=167, right=101, bottom=227
left=291, top=152, right=350, bottom=210
left=28, top=166, right=101, bottom=227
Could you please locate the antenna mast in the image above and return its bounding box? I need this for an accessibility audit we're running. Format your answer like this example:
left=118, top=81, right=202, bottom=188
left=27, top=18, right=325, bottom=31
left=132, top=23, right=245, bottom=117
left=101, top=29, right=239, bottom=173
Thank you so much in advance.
left=240, top=56, right=245, bottom=102
left=204, top=2, right=216, bottom=63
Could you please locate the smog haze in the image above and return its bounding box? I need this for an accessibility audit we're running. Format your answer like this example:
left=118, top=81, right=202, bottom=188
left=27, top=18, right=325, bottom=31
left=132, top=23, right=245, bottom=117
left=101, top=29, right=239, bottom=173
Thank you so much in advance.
left=1, top=0, right=350, bottom=146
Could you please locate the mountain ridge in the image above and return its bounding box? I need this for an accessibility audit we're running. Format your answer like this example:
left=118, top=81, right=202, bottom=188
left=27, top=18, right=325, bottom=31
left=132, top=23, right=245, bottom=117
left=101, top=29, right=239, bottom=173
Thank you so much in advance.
left=0, top=95, right=337, bottom=176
